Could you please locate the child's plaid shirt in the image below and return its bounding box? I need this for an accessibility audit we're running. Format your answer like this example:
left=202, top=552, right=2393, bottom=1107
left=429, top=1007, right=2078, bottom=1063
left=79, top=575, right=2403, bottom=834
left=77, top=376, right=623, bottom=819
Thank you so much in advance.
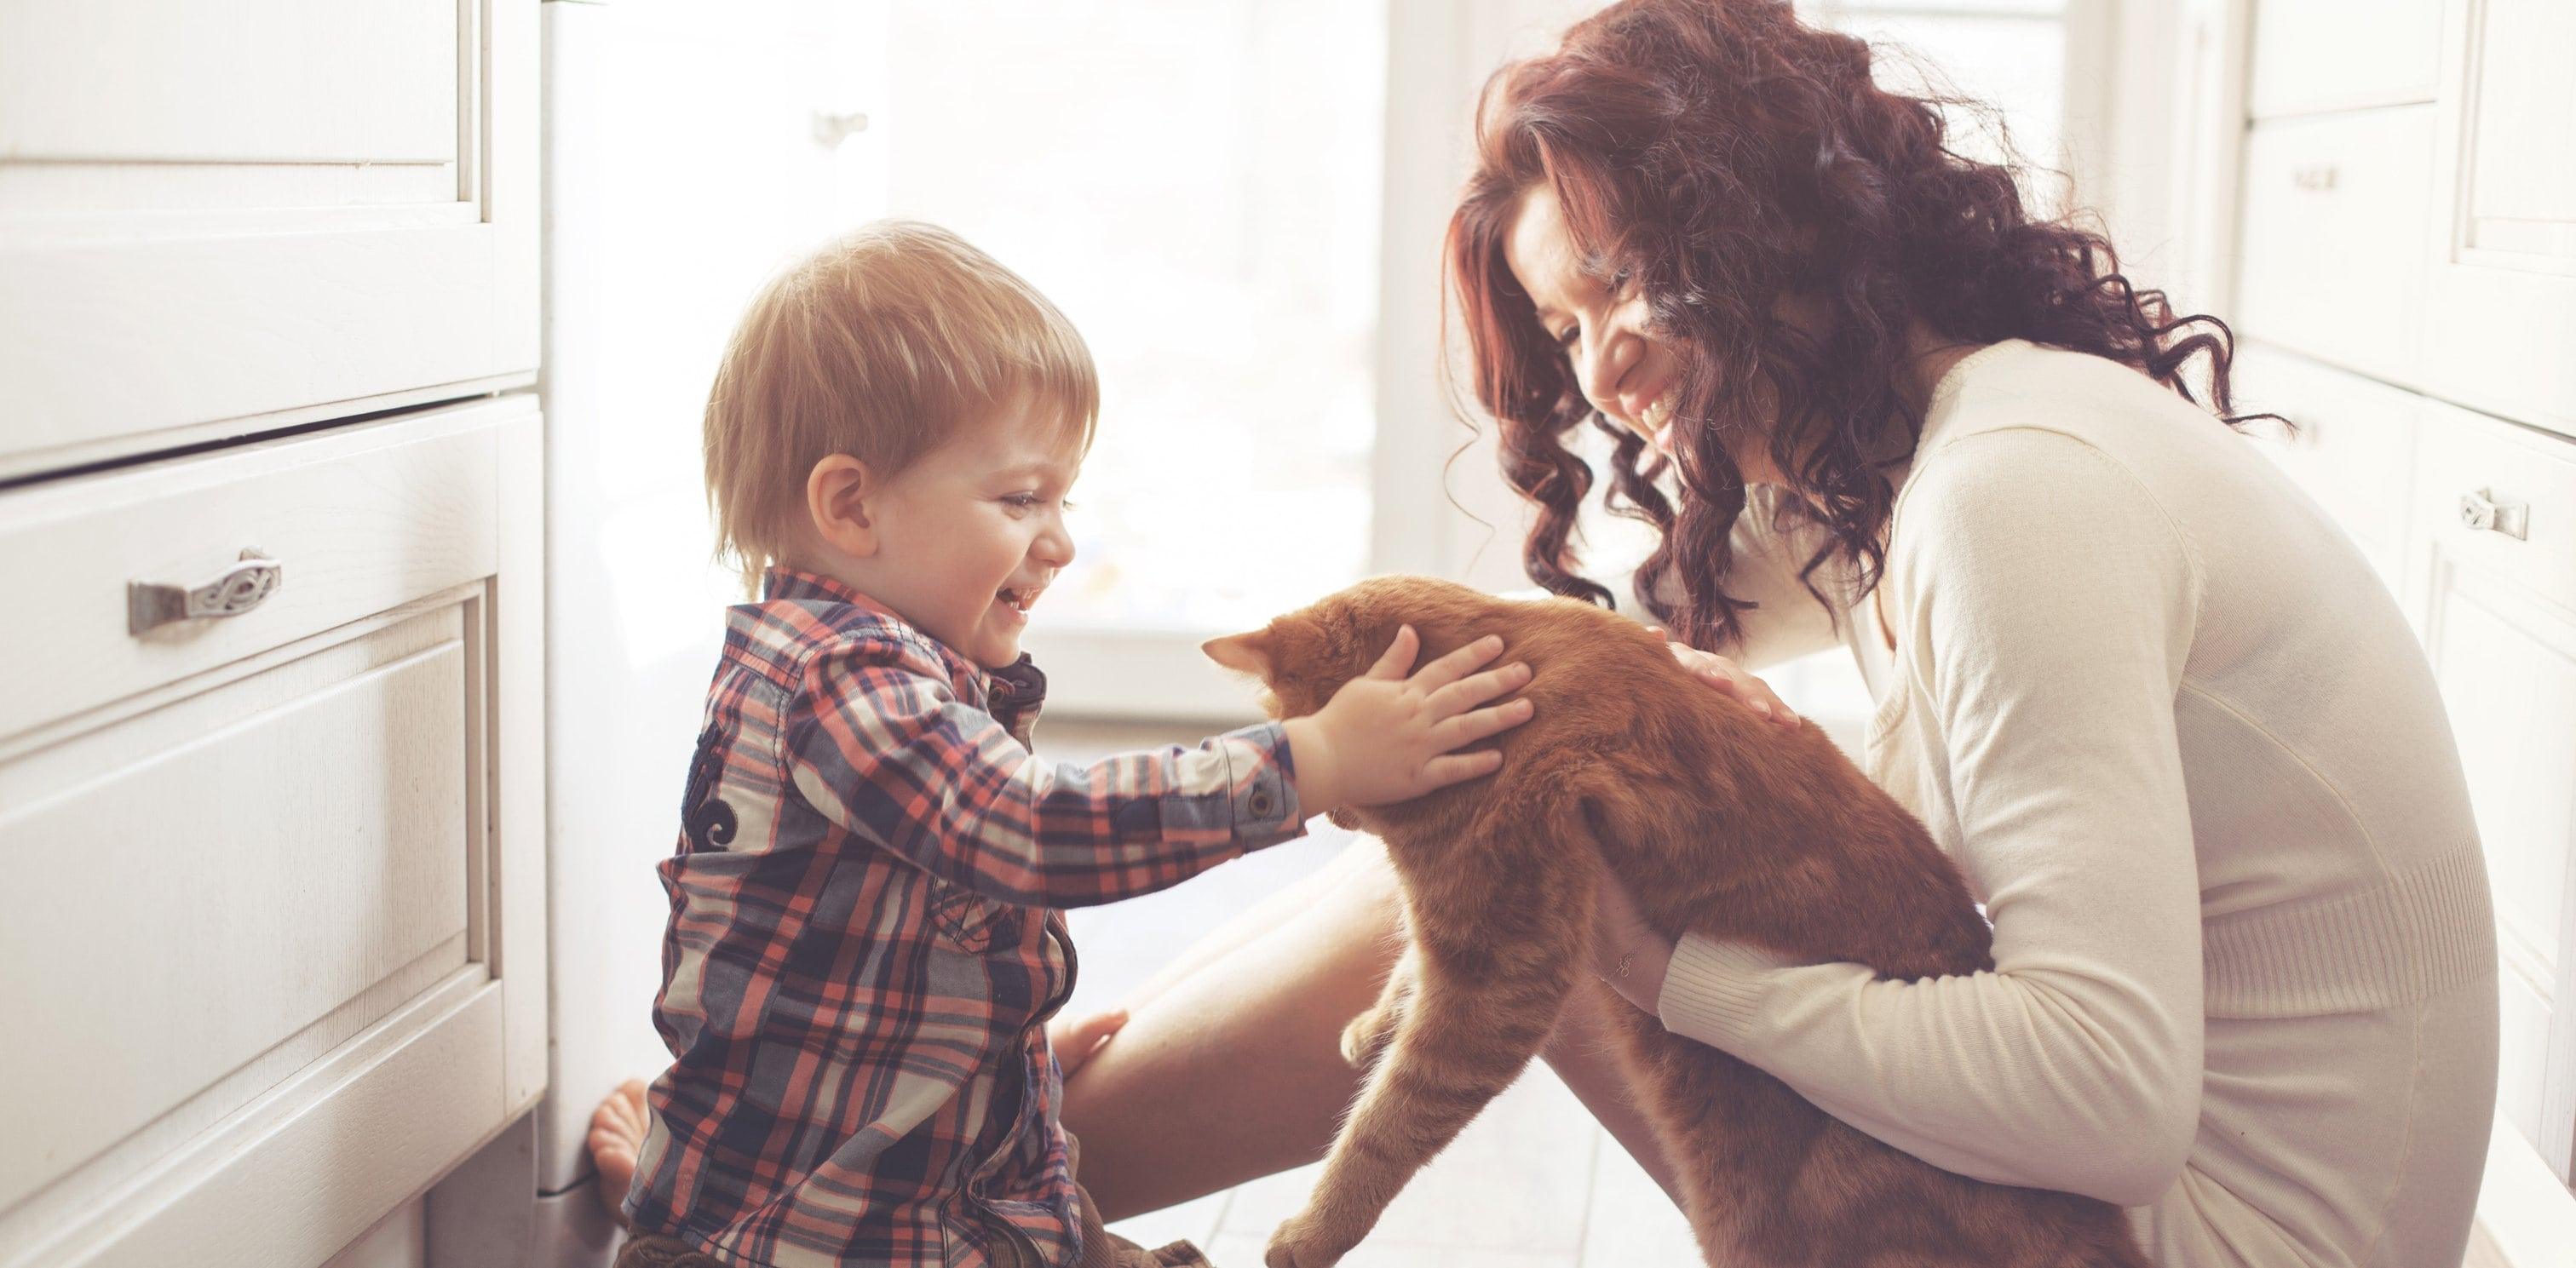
left=627, top=569, right=1305, bottom=1267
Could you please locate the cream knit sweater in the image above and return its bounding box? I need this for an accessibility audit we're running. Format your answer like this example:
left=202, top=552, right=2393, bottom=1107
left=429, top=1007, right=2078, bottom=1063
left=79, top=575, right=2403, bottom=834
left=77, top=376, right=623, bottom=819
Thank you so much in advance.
left=1642, top=341, right=2498, bottom=1267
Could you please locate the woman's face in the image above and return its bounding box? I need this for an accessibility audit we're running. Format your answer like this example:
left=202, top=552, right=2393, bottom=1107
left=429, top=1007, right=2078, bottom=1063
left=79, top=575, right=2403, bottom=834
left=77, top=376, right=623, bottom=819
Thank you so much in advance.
left=1504, top=185, right=1684, bottom=458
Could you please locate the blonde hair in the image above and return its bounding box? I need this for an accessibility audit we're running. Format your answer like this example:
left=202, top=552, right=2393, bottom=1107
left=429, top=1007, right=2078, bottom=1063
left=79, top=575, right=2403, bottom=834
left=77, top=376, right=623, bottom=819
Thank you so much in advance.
left=703, top=220, right=1099, bottom=594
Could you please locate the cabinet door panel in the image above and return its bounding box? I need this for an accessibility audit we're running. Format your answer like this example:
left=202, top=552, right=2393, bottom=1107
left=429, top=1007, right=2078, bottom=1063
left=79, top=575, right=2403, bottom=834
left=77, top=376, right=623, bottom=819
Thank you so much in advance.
left=2423, top=0, right=2576, bottom=437
left=0, top=610, right=474, bottom=1216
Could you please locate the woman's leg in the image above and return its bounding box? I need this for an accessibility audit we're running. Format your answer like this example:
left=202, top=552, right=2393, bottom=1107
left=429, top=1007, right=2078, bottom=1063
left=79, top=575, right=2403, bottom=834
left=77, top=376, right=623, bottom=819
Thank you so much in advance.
left=1063, top=836, right=1689, bottom=1224
left=1061, top=840, right=1406, bottom=1220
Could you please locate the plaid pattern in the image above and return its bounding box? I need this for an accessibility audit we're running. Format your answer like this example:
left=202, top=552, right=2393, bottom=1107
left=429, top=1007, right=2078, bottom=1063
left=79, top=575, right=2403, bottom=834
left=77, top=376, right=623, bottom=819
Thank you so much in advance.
left=628, top=569, right=1304, bottom=1266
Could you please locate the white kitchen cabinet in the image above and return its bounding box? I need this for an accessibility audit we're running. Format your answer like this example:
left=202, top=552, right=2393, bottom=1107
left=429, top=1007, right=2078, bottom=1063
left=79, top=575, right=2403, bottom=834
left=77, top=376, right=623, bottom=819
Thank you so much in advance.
left=0, top=0, right=539, bottom=480
left=0, top=400, right=546, bottom=1268
left=2420, top=0, right=2576, bottom=439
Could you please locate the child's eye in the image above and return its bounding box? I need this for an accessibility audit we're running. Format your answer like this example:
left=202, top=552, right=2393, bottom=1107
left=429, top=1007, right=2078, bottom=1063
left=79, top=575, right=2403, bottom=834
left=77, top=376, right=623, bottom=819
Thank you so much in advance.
left=1002, top=493, right=1040, bottom=511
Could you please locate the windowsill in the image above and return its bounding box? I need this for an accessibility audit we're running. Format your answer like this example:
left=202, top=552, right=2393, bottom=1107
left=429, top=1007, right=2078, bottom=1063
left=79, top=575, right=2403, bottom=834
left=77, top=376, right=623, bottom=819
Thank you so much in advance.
left=1018, top=624, right=1272, bottom=726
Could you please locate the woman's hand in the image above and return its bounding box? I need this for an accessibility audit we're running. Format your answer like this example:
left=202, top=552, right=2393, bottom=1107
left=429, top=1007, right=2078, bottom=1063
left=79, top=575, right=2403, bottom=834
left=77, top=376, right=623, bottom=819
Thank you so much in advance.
left=1049, top=1007, right=1129, bottom=1080
left=1284, top=627, right=1536, bottom=812
left=1647, top=626, right=1800, bottom=730
left=1590, top=865, right=1676, bottom=1015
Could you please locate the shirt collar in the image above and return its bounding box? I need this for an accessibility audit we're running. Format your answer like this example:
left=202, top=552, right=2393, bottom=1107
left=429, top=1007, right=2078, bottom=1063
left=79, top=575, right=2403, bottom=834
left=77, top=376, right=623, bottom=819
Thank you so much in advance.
left=761, top=565, right=883, bottom=610
left=759, top=566, right=1035, bottom=702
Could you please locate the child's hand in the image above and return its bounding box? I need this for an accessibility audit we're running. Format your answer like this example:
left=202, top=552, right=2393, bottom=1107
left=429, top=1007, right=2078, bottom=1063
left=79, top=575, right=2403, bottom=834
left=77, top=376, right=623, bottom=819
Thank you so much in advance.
left=1283, top=626, right=1534, bottom=812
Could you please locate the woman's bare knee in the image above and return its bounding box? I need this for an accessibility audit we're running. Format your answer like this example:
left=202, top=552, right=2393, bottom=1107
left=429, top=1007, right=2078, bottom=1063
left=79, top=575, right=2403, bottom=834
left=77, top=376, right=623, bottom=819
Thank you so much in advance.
left=1060, top=838, right=1406, bottom=1219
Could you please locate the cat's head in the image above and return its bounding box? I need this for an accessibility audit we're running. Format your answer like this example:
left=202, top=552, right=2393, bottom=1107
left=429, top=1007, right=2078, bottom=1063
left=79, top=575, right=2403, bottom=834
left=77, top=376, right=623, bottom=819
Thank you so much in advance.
left=1202, top=575, right=1495, bottom=721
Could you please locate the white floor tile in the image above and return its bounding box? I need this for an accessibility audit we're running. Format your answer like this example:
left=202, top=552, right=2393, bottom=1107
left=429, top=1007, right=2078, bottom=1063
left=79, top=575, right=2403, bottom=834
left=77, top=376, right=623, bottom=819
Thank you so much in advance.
left=1201, top=1231, right=1579, bottom=1268
left=1216, top=1068, right=1600, bottom=1256
left=1578, top=1129, right=1703, bottom=1265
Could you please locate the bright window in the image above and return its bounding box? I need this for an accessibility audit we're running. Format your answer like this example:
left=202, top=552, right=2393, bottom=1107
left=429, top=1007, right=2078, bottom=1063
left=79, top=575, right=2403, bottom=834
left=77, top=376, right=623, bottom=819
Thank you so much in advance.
left=882, top=1, right=1389, bottom=634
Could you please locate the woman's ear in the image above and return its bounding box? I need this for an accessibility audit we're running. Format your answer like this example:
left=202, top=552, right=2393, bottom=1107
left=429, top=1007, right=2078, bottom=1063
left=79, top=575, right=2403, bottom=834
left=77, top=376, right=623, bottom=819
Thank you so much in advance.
left=806, top=454, right=877, bottom=558
left=1201, top=629, right=1275, bottom=677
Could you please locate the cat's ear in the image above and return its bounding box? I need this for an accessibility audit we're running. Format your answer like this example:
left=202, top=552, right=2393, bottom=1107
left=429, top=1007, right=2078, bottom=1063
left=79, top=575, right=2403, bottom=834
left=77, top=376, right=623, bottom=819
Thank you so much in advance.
left=1201, top=629, right=1274, bottom=677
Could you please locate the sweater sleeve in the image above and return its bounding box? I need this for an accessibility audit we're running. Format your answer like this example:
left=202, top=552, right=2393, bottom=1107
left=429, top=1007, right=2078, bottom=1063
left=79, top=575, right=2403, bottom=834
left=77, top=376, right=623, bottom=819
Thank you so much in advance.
left=1655, top=427, right=2207, bottom=1207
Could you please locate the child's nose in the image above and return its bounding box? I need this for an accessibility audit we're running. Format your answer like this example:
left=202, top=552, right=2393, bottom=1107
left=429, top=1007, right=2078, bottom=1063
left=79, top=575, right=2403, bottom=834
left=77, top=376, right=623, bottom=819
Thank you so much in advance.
left=1033, top=520, right=1074, bottom=568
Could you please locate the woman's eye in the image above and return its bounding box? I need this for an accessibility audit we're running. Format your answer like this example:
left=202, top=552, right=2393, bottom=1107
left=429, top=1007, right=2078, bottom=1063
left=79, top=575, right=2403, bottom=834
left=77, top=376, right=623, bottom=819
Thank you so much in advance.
left=1554, top=325, right=1580, bottom=351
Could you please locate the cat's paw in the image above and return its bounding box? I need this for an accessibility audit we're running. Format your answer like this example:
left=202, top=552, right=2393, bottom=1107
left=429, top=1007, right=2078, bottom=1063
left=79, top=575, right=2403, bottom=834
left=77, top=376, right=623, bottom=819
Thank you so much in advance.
left=1337, top=1007, right=1393, bottom=1069
left=1265, top=1210, right=1360, bottom=1268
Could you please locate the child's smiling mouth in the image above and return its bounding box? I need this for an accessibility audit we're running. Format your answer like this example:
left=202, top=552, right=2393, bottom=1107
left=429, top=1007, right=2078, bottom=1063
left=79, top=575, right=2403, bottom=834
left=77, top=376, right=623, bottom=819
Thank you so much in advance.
left=997, top=585, right=1043, bottom=617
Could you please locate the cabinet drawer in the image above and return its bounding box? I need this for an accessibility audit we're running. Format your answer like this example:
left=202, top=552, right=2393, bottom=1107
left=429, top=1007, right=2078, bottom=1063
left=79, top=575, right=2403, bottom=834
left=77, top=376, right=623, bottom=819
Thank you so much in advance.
left=2236, top=106, right=2436, bottom=386
left=2247, top=0, right=2443, bottom=118
left=0, top=0, right=536, bottom=480
left=2405, top=404, right=2576, bottom=1176
left=0, top=397, right=546, bottom=1268
left=0, top=399, right=519, bottom=744
left=2415, top=404, right=2576, bottom=617
left=2234, top=343, right=2419, bottom=590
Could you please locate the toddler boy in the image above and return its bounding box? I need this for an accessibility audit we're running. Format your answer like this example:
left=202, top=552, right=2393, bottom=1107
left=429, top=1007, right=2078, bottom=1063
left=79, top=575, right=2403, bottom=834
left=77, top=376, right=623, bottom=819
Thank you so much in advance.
left=615, top=221, right=1532, bottom=1268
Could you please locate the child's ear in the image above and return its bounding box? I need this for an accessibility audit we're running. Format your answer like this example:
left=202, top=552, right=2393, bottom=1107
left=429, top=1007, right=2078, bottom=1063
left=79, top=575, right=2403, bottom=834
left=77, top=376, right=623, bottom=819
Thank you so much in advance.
left=1201, top=629, right=1274, bottom=677
left=807, top=454, right=878, bottom=558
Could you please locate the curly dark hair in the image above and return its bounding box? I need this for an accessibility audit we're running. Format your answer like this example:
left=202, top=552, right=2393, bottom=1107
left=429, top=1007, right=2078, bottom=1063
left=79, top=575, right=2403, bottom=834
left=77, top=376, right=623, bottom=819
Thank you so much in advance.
left=1447, top=0, right=2254, bottom=651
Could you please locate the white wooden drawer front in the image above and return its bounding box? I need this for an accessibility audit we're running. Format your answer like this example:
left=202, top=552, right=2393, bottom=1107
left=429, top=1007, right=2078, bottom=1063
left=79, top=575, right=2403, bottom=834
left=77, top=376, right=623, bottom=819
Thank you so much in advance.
left=2235, top=106, right=2437, bottom=387
left=2247, top=0, right=2444, bottom=118
left=0, top=401, right=514, bottom=745
left=2235, top=342, right=2420, bottom=591
left=0, top=398, right=547, bottom=1268
left=0, top=0, right=537, bottom=480
left=2405, top=404, right=2576, bottom=1179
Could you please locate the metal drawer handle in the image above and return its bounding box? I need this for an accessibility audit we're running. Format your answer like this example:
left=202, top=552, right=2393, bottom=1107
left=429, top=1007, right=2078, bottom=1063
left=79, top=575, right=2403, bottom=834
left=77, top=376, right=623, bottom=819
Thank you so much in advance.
left=2458, top=490, right=2529, bottom=541
left=129, top=548, right=283, bottom=634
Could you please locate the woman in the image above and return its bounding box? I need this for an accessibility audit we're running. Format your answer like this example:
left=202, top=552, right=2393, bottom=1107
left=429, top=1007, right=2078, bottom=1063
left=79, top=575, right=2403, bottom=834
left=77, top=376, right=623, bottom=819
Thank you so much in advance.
left=1053, top=3, right=2498, bottom=1265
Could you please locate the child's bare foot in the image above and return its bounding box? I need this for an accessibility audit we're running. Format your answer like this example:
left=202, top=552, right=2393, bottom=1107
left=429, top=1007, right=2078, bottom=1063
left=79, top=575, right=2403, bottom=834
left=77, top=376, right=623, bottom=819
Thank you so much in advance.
left=587, top=1079, right=650, bottom=1224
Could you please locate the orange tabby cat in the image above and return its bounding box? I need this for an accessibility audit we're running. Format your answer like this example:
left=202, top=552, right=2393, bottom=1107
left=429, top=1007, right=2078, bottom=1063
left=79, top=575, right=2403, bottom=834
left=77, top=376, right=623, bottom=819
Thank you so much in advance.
left=1204, top=575, right=2149, bottom=1268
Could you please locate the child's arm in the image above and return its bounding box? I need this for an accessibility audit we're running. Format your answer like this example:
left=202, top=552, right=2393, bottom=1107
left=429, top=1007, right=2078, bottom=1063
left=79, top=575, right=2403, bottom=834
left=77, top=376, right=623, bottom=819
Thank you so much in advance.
left=785, top=627, right=1529, bottom=908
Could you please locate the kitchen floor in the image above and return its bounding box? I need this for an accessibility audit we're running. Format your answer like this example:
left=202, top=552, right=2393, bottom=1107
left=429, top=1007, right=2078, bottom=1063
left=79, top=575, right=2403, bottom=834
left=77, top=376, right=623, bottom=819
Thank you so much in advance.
left=1041, top=722, right=1704, bottom=1268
